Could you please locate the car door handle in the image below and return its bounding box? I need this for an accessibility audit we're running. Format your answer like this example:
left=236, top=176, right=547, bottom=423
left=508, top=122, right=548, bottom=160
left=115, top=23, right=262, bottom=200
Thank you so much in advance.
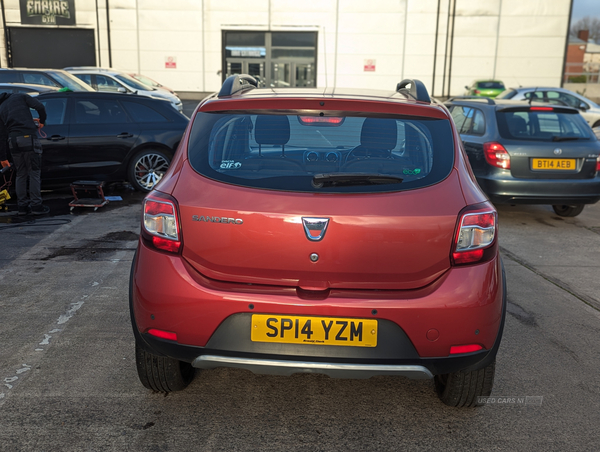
left=48, top=135, right=65, bottom=141
left=117, top=133, right=133, bottom=138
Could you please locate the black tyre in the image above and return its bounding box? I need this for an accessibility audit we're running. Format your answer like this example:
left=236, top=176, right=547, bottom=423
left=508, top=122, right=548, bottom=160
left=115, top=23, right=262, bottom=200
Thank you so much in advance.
left=128, top=149, right=171, bottom=192
left=592, top=120, right=600, bottom=129
left=135, top=341, right=195, bottom=392
left=552, top=204, right=584, bottom=217
left=434, top=359, right=495, bottom=407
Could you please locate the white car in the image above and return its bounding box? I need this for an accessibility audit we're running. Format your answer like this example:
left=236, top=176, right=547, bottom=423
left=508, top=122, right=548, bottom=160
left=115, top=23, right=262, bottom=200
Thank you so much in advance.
left=64, top=67, right=183, bottom=113
left=497, top=87, right=600, bottom=128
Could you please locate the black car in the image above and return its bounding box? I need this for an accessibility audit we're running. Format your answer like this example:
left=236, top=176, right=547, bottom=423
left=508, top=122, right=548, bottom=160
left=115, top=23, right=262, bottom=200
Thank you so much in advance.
left=27, top=91, right=189, bottom=191
left=0, top=83, right=60, bottom=94
left=0, top=68, right=94, bottom=92
left=445, top=97, right=600, bottom=217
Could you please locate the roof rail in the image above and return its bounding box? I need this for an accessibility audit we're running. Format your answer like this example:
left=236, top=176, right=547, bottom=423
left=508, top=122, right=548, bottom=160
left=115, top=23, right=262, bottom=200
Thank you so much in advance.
left=218, top=74, right=258, bottom=98
left=396, top=79, right=431, bottom=103
left=447, top=96, right=496, bottom=105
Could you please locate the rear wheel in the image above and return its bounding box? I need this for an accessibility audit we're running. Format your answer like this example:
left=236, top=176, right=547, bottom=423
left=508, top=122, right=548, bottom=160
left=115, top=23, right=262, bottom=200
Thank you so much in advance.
left=128, top=149, right=171, bottom=192
left=434, top=359, right=495, bottom=407
left=135, top=341, right=195, bottom=392
left=552, top=204, right=584, bottom=217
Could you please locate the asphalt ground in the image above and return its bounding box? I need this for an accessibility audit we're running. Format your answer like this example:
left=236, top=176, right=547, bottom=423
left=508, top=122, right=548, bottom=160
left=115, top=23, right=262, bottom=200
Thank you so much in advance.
left=0, top=187, right=599, bottom=451
left=1, top=96, right=598, bottom=450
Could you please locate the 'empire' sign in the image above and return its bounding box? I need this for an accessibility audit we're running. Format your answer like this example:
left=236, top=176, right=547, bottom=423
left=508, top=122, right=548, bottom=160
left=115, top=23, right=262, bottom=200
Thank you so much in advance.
left=20, top=0, right=76, bottom=25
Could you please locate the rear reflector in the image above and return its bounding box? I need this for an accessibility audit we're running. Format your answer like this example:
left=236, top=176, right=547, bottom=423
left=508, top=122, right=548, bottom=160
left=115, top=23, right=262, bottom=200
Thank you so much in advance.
left=483, top=142, right=510, bottom=169
left=450, top=344, right=483, bottom=354
left=148, top=329, right=178, bottom=341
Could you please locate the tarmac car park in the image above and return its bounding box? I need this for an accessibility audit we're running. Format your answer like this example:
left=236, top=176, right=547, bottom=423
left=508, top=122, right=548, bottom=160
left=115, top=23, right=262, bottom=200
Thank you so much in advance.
left=131, top=75, right=506, bottom=408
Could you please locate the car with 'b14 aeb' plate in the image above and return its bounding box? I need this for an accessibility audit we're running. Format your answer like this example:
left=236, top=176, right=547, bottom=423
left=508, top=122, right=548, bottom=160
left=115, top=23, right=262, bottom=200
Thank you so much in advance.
left=26, top=91, right=188, bottom=192
left=445, top=96, right=600, bottom=217
left=130, top=75, right=506, bottom=407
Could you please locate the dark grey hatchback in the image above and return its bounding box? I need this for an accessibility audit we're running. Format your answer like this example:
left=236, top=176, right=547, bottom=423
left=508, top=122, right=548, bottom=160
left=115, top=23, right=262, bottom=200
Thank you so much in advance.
left=446, top=97, right=600, bottom=216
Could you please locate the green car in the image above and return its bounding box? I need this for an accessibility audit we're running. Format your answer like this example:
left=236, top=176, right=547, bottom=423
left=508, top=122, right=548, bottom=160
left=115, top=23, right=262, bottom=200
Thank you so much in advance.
left=464, top=80, right=505, bottom=98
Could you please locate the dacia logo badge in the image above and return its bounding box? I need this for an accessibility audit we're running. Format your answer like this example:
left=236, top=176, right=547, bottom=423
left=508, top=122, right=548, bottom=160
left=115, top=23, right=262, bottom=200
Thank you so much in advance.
left=302, top=217, right=329, bottom=242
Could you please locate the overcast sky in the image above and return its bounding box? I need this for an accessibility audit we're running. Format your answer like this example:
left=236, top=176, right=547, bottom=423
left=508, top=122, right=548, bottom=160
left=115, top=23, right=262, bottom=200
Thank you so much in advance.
left=571, top=0, right=600, bottom=22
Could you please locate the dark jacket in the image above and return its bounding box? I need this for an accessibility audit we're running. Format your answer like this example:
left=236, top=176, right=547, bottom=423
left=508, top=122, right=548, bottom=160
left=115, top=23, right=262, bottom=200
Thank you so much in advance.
left=0, top=93, right=47, bottom=161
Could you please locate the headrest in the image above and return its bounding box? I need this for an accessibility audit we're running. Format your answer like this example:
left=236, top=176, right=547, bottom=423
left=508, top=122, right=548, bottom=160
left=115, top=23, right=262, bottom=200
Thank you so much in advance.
left=360, top=118, right=397, bottom=150
left=509, top=116, right=527, bottom=134
left=255, top=115, right=290, bottom=145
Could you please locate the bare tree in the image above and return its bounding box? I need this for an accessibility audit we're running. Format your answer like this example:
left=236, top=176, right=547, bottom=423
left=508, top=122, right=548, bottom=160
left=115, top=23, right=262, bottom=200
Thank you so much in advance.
left=570, top=16, right=600, bottom=43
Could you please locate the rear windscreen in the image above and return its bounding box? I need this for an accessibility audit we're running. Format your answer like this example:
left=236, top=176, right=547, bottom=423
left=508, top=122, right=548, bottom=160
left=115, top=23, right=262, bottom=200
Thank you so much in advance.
left=496, top=110, right=593, bottom=141
left=187, top=112, right=455, bottom=193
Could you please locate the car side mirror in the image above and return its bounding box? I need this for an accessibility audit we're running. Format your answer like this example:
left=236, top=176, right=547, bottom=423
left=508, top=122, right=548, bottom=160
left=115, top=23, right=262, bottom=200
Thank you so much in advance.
left=118, top=87, right=127, bottom=93
left=465, top=86, right=469, bottom=90
left=579, top=102, right=589, bottom=111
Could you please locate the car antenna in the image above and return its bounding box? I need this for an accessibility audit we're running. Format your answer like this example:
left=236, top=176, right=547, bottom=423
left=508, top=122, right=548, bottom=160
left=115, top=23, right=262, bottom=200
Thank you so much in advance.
left=528, top=87, right=539, bottom=105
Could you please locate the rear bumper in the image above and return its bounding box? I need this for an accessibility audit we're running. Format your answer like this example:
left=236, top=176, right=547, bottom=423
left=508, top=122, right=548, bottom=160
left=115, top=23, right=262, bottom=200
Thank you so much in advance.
left=131, top=241, right=506, bottom=378
left=477, top=174, right=600, bottom=205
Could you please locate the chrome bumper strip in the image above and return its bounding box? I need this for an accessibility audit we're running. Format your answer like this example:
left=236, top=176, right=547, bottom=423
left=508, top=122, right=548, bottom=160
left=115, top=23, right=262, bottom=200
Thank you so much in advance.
left=192, top=355, right=433, bottom=380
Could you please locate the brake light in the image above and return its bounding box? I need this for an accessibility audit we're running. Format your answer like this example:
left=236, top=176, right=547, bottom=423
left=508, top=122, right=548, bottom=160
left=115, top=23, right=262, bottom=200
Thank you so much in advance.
left=450, top=344, right=483, bottom=354
left=452, top=209, right=497, bottom=265
left=474, top=90, right=480, bottom=94
left=530, top=107, right=553, bottom=111
left=298, top=116, right=345, bottom=126
left=148, top=329, right=177, bottom=341
left=143, top=194, right=181, bottom=253
left=596, top=156, right=600, bottom=172
left=483, top=142, right=510, bottom=169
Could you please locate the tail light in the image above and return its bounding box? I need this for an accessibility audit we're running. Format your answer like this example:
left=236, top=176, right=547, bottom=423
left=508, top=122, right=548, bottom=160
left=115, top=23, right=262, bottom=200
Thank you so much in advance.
left=142, top=192, right=181, bottom=253
left=474, top=89, right=480, bottom=94
left=452, top=205, right=497, bottom=266
left=596, top=156, right=600, bottom=172
left=484, top=142, right=511, bottom=169
left=298, top=116, right=345, bottom=126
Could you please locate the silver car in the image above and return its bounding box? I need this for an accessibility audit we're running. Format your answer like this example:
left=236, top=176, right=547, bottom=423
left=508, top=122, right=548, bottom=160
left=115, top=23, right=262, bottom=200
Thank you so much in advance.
left=497, top=87, right=600, bottom=128
left=64, top=67, right=183, bottom=113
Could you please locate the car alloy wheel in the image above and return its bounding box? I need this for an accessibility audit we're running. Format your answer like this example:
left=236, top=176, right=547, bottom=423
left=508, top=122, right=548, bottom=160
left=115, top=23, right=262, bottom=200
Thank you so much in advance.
left=129, top=150, right=171, bottom=192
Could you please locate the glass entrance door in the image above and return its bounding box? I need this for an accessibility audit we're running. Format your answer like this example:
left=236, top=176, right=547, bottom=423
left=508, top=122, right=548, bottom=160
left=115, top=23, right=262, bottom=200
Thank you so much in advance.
left=270, top=62, right=314, bottom=88
left=226, top=60, right=265, bottom=84
left=223, top=31, right=318, bottom=88
left=271, top=62, right=291, bottom=88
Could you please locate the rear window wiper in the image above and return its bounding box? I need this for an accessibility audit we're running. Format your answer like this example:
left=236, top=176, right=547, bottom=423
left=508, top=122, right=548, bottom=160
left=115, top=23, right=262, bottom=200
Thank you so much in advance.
left=312, top=173, right=403, bottom=188
left=551, top=136, right=584, bottom=142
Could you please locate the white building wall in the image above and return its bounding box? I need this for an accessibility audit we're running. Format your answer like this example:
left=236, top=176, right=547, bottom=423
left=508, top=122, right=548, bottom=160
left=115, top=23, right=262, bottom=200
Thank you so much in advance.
left=0, top=0, right=572, bottom=96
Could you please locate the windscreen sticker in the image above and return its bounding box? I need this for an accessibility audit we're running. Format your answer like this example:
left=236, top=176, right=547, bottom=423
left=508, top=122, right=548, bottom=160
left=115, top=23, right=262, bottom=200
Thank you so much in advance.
left=220, top=160, right=242, bottom=170
left=403, top=168, right=421, bottom=175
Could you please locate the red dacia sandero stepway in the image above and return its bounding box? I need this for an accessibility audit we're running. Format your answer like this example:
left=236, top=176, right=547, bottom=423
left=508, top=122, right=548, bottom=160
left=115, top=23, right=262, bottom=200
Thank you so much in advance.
left=130, top=76, right=506, bottom=407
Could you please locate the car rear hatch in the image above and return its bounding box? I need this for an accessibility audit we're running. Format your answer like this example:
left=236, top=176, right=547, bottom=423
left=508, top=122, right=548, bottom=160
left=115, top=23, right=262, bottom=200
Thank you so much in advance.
left=495, top=105, right=600, bottom=179
left=175, top=102, right=462, bottom=291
